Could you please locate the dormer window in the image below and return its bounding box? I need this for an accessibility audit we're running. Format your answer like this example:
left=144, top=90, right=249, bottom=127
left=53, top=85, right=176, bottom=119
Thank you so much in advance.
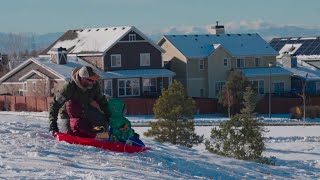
left=129, top=34, right=136, bottom=41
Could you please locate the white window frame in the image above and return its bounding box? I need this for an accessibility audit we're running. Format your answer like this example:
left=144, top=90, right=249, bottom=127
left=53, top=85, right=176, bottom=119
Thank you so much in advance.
left=255, top=57, right=261, bottom=67
left=111, top=54, right=121, bottom=67
left=215, top=81, right=225, bottom=97
left=251, top=80, right=265, bottom=95
left=32, top=81, right=36, bottom=92
left=200, top=88, right=205, bottom=97
left=140, top=53, right=150, bottom=66
left=273, top=81, right=285, bottom=96
left=129, top=34, right=136, bottom=41
left=118, top=78, right=140, bottom=97
left=104, top=79, right=113, bottom=97
left=143, top=78, right=157, bottom=92
left=23, top=82, right=27, bottom=91
left=236, top=58, right=244, bottom=68
left=223, top=58, right=228, bottom=67
left=199, top=59, right=204, bottom=70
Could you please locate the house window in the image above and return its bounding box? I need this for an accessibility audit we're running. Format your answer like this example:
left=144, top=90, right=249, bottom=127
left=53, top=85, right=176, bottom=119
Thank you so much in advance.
left=199, top=59, right=204, bottom=70
left=23, top=82, right=27, bottom=91
left=255, top=58, right=261, bottom=67
left=215, top=81, right=225, bottom=97
left=129, top=34, right=136, bottom=41
left=223, top=58, right=228, bottom=67
left=104, top=80, right=113, bottom=96
left=236, top=58, right=244, bottom=68
left=273, top=82, right=285, bottom=96
left=118, top=78, right=140, bottom=97
left=140, top=53, right=150, bottom=66
left=111, top=54, right=121, bottom=67
left=143, top=78, right=157, bottom=92
left=200, top=88, right=205, bottom=97
left=32, top=81, right=36, bottom=91
left=251, top=80, right=264, bottom=95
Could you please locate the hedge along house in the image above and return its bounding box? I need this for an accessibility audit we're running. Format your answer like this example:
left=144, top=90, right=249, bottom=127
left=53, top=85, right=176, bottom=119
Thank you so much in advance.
left=158, top=24, right=292, bottom=98
left=0, top=26, right=175, bottom=97
left=270, top=36, right=320, bottom=95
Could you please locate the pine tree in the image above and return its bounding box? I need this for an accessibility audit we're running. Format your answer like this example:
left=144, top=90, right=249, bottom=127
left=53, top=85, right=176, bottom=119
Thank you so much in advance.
left=144, top=80, right=203, bottom=148
left=206, top=86, right=267, bottom=160
left=219, top=70, right=250, bottom=115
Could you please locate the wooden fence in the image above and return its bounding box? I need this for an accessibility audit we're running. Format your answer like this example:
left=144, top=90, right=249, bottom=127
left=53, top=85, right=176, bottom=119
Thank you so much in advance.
left=0, top=96, right=218, bottom=115
left=1, top=95, right=319, bottom=115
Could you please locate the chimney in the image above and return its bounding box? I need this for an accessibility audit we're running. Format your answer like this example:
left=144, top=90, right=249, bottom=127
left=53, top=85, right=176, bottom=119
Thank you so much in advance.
left=282, top=53, right=297, bottom=68
left=50, top=47, right=67, bottom=64
left=0, top=53, right=9, bottom=65
left=209, top=21, right=225, bottom=35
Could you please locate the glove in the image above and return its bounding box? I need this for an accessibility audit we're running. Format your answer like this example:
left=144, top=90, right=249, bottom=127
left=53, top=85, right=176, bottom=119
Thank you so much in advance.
left=49, top=121, right=59, bottom=136
left=134, top=133, right=140, bottom=139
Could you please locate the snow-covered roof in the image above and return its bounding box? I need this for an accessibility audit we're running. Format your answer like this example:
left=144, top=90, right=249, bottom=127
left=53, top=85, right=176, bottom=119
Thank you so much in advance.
left=42, top=26, right=163, bottom=55
left=0, top=56, right=175, bottom=83
left=161, top=33, right=278, bottom=58
left=240, top=67, right=292, bottom=77
left=270, top=36, right=320, bottom=57
left=277, top=44, right=302, bottom=58
left=278, top=59, right=320, bottom=81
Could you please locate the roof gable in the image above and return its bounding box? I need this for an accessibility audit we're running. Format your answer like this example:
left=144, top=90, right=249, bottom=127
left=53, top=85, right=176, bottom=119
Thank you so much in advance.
left=162, top=33, right=278, bottom=58
left=42, top=26, right=164, bottom=55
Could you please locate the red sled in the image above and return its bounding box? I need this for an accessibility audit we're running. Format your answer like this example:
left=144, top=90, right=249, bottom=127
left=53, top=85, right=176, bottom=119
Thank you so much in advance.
left=55, top=132, right=151, bottom=153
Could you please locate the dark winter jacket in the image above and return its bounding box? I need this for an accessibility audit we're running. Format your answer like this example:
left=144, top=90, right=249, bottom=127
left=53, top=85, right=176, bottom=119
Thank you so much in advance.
left=49, top=67, right=110, bottom=137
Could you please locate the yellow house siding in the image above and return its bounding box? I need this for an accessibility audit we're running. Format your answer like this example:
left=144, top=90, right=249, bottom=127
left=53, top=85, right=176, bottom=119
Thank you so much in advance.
left=208, top=47, right=233, bottom=98
left=186, top=58, right=208, bottom=97
left=247, top=74, right=291, bottom=95
left=159, top=39, right=188, bottom=87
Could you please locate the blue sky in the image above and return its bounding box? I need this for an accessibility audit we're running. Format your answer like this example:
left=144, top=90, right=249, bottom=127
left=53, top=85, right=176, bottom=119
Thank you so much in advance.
left=0, top=0, right=319, bottom=34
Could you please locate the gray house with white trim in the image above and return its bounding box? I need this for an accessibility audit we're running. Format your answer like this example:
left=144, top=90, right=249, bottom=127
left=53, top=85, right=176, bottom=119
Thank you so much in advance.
left=0, top=26, right=175, bottom=97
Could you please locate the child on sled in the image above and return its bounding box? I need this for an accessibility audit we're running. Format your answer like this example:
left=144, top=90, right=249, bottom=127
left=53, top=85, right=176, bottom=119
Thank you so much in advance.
left=94, top=98, right=144, bottom=147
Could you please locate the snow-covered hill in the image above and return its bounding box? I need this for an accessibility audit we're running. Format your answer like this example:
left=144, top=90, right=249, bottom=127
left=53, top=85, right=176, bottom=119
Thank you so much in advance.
left=0, top=112, right=319, bottom=179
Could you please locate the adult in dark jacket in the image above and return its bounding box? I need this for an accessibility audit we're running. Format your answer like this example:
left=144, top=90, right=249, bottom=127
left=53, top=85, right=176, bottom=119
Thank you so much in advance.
left=49, top=66, right=110, bottom=138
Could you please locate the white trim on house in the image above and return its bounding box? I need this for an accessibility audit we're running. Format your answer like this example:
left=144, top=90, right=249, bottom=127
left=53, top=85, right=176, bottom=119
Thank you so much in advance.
left=119, top=40, right=147, bottom=43
left=111, top=54, right=121, bottom=67
left=18, top=70, right=49, bottom=81
left=103, top=79, right=113, bottom=97
left=2, top=82, right=24, bottom=85
left=117, top=78, right=140, bottom=97
left=102, top=26, right=164, bottom=56
left=140, top=53, right=150, bottom=66
left=199, top=59, right=204, bottom=71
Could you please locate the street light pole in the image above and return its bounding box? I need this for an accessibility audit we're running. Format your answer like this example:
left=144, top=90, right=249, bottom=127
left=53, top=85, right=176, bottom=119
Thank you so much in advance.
left=303, top=73, right=308, bottom=125
left=268, top=62, right=273, bottom=120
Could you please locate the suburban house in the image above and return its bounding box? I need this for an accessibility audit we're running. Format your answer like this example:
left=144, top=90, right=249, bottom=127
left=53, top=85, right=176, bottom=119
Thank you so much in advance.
left=0, top=26, right=175, bottom=97
left=158, top=24, right=292, bottom=98
left=270, top=36, right=320, bottom=95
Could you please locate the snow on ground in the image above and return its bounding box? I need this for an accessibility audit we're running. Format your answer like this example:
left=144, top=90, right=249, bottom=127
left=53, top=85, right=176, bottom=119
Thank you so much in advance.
left=0, top=112, right=320, bottom=179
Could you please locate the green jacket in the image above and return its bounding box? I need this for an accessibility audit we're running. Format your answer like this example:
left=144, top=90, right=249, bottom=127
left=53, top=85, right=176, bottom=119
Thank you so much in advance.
left=108, top=98, right=134, bottom=140
left=49, top=68, right=109, bottom=127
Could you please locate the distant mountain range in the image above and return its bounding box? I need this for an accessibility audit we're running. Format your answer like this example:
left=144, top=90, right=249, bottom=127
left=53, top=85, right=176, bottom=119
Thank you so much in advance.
left=0, top=25, right=319, bottom=54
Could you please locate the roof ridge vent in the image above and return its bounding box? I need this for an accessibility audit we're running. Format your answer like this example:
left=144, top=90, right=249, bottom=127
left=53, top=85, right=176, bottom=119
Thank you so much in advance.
left=122, top=27, right=125, bottom=30
left=113, top=28, right=117, bottom=30
left=88, top=29, right=91, bottom=32
left=105, top=28, right=108, bottom=31
left=96, top=29, right=100, bottom=31
left=227, top=34, right=230, bottom=36
left=237, top=34, right=241, bottom=36
left=184, top=35, right=187, bottom=37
